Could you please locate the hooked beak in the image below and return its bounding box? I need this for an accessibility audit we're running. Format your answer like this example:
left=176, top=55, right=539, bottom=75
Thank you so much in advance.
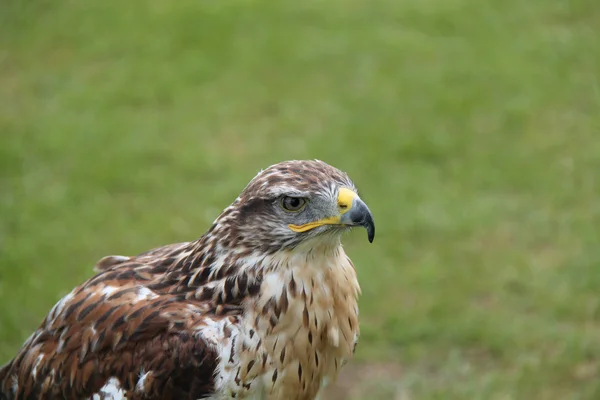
left=338, top=188, right=376, bottom=243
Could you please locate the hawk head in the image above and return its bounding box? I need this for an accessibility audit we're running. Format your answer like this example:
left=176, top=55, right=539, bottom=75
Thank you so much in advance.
left=213, top=160, right=375, bottom=253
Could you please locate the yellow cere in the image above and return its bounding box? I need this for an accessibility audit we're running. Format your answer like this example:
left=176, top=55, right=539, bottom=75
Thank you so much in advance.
left=337, top=188, right=357, bottom=214
left=288, top=188, right=357, bottom=232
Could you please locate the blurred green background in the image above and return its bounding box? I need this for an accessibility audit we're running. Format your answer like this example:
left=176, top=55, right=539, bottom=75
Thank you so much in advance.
left=1, top=0, right=599, bottom=398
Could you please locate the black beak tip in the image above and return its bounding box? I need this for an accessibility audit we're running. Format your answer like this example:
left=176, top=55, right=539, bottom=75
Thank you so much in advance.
left=367, top=225, right=375, bottom=243
left=364, top=214, right=375, bottom=243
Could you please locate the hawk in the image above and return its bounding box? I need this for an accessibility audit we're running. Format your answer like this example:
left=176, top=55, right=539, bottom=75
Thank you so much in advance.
left=0, top=160, right=375, bottom=400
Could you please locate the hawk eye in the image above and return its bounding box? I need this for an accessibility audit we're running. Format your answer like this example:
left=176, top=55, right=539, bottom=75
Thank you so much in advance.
left=281, top=196, right=307, bottom=212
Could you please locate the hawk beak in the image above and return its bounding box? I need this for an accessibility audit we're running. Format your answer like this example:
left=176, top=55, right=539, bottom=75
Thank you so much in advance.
left=338, top=188, right=375, bottom=243
left=288, top=188, right=375, bottom=243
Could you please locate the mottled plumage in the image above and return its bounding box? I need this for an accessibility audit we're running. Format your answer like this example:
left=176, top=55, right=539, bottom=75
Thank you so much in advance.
left=0, top=160, right=375, bottom=400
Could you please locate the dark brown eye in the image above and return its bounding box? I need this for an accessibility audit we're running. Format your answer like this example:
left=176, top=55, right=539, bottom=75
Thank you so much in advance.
left=281, top=196, right=307, bottom=212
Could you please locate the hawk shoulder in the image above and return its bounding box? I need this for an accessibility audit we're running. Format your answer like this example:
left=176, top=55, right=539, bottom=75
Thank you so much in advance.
left=0, top=245, right=242, bottom=400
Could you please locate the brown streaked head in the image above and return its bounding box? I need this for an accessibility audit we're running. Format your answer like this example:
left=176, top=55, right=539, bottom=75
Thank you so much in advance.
left=214, top=160, right=375, bottom=252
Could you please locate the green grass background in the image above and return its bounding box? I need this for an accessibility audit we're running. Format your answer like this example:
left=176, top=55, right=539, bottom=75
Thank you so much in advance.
left=1, top=0, right=599, bottom=398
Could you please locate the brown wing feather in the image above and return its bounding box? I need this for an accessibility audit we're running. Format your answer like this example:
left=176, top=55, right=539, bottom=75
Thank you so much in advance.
left=94, top=255, right=131, bottom=272
left=0, top=245, right=222, bottom=400
left=93, top=242, right=189, bottom=272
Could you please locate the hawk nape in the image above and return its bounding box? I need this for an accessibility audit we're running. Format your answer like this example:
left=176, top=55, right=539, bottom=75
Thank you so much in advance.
left=0, top=160, right=375, bottom=400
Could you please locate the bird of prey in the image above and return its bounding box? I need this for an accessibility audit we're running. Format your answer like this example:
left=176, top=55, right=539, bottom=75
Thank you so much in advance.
left=0, top=160, right=375, bottom=400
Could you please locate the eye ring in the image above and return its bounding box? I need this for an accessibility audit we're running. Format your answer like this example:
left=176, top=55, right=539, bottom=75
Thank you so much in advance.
left=281, top=196, right=307, bottom=212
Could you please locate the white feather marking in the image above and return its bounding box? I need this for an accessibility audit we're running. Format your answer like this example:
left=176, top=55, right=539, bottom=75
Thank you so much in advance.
left=212, top=340, right=241, bottom=394
left=176, top=250, right=193, bottom=263
left=135, top=370, right=151, bottom=392
left=10, top=375, right=18, bottom=394
left=91, top=377, right=126, bottom=400
left=101, top=286, right=118, bottom=296
left=31, top=354, right=44, bottom=378
left=57, top=329, right=69, bottom=353
left=48, top=290, right=75, bottom=321
left=197, top=317, right=225, bottom=346
left=135, top=286, right=158, bottom=302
